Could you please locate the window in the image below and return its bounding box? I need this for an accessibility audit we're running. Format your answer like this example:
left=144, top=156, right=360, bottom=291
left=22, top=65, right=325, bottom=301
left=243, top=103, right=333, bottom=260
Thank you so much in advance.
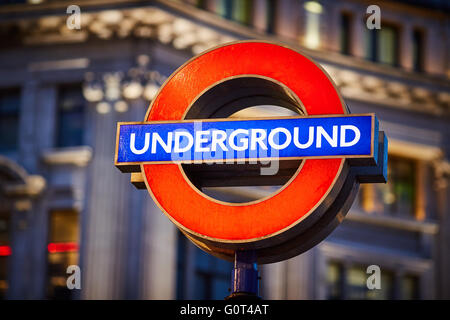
left=365, top=23, right=399, bottom=66
left=327, top=261, right=343, bottom=299
left=412, top=28, right=425, bottom=72
left=0, top=213, right=10, bottom=300
left=364, top=24, right=375, bottom=60
left=176, top=231, right=232, bottom=299
left=402, top=275, right=419, bottom=300
left=359, top=156, right=418, bottom=218
left=340, top=13, right=352, bottom=55
left=216, top=0, right=252, bottom=25
left=47, top=210, right=79, bottom=300
left=232, top=0, right=252, bottom=25
left=195, top=0, right=206, bottom=9
left=0, top=0, right=26, bottom=5
left=0, top=88, right=20, bottom=153
left=216, top=0, right=233, bottom=20
left=304, top=1, right=323, bottom=49
left=378, top=25, right=399, bottom=65
left=347, top=265, right=394, bottom=300
left=56, top=84, right=85, bottom=148
left=374, top=156, right=416, bottom=217
left=266, top=0, right=277, bottom=34
left=326, top=261, right=418, bottom=300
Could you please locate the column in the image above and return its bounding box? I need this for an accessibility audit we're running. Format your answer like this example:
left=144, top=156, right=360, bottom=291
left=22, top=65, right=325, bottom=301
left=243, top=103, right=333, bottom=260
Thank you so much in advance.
left=18, top=80, right=38, bottom=173
left=276, top=0, right=299, bottom=40
left=285, top=249, right=316, bottom=299
left=252, top=0, right=268, bottom=33
left=433, top=159, right=450, bottom=298
left=423, top=21, right=446, bottom=75
left=415, top=160, right=426, bottom=221
left=392, top=269, right=404, bottom=299
left=7, top=200, right=32, bottom=299
left=81, top=104, right=131, bottom=299
left=139, top=196, right=178, bottom=299
left=260, top=261, right=287, bottom=299
left=352, top=13, right=368, bottom=59
left=400, top=22, right=413, bottom=71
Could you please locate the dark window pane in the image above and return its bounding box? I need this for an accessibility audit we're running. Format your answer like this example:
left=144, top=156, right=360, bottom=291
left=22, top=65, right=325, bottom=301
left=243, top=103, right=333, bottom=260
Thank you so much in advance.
left=232, top=0, right=252, bottom=25
left=327, top=261, right=343, bottom=299
left=364, top=26, right=377, bottom=61
left=49, top=210, right=79, bottom=243
left=412, top=29, right=424, bottom=72
left=217, top=0, right=233, bottom=19
left=367, top=269, right=394, bottom=300
left=0, top=214, right=9, bottom=244
left=346, top=266, right=367, bottom=299
left=347, top=265, right=394, bottom=300
left=195, top=0, right=206, bottom=9
left=378, top=25, right=398, bottom=65
left=176, top=231, right=232, bottom=299
left=47, top=210, right=79, bottom=300
left=402, top=275, right=419, bottom=300
left=0, top=256, right=7, bottom=300
left=0, top=88, right=20, bottom=152
left=327, top=262, right=419, bottom=300
left=364, top=24, right=399, bottom=66
left=56, top=84, right=85, bottom=148
left=373, top=156, right=416, bottom=217
left=266, top=0, right=277, bottom=34
left=0, top=0, right=26, bottom=5
left=340, top=13, right=352, bottom=55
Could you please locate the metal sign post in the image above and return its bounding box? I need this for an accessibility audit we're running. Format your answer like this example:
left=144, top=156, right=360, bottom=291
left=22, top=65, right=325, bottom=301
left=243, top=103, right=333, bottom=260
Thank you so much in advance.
left=227, top=250, right=260, bottom=300
left=114, top=41, right=388, bottom=299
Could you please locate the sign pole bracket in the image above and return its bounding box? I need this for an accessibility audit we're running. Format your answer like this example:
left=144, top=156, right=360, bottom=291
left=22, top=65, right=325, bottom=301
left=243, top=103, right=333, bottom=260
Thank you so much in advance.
left=226, top=250, right=261, bottom=300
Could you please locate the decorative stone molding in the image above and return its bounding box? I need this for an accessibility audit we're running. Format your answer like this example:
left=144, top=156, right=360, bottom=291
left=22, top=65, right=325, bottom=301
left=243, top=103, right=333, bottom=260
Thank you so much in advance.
left=13, top=199, right=32, bottom=212
left=346, top=209, right=439, bottom=235
left=322, top=64, right=449, bottom=116
left=387, top=139, right=443, bottom=161
left=432, top=159, right=450, bottom=190
left=0, top=5, right=449, bottom=116
left=0, top=155, right=46, bottom=198
left=3, top=7, right=237, bottom=55
left=41, top=146, right=93, bottom=167
left=4, top=175, right=46, bottom=198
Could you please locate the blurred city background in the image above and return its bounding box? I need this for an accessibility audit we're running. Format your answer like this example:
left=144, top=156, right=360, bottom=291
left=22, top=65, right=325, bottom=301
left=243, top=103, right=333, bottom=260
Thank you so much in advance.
left=0, top=0, right=449, bottom=300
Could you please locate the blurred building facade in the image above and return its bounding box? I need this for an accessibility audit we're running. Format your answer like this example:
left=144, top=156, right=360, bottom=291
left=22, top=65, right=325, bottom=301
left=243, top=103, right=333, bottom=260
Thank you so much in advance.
left=0, top=0, right=449, bottom=300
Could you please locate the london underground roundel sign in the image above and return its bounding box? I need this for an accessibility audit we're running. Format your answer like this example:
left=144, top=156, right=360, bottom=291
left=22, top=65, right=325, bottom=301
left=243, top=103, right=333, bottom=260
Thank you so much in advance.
left=115, top=41, right=387, bottom=264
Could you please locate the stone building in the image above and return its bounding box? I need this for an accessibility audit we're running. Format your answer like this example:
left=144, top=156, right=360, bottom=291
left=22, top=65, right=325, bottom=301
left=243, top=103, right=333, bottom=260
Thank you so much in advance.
left=0, top=0, right=449, bottom=299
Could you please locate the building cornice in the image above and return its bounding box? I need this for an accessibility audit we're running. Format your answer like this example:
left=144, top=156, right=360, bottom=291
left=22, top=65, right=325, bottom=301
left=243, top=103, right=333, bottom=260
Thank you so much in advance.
left=1, top=0, right=448, bottom=85
left=41, top=146, right=93, bottom=167
left=0, top=0, right=449, bottom=117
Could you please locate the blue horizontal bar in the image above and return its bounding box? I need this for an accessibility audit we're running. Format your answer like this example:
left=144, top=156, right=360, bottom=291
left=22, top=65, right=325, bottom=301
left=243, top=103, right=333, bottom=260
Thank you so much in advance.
left=115, top=114, right=377, bottom=165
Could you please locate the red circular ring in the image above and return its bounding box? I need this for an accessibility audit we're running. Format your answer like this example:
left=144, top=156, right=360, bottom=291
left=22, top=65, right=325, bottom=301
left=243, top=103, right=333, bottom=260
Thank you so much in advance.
left=142, top=41, right=347, bottom=243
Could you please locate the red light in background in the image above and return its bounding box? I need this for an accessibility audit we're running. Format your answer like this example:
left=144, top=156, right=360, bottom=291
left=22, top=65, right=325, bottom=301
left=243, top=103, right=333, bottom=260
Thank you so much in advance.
left=47, top=242, right=78, bottom=253
left=0, top=245, right=11, bottom=256
left=0, top=243, right=78, bottom=255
